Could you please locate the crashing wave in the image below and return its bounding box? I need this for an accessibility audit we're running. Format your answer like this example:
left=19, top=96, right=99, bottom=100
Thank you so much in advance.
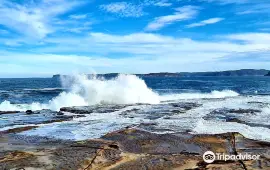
left=0, top=74, right=239, bottom=111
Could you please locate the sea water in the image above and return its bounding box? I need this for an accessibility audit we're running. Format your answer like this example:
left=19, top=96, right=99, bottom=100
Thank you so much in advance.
left=0, top=75, right=270, bottom=141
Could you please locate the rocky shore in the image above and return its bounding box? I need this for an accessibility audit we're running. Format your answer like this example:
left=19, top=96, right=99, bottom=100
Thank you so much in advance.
left=1, top=127, right=270, bottom=169
left=1, top=105, right=270, bottom=170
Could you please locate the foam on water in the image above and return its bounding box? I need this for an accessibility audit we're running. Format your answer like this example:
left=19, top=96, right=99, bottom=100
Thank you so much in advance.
left=1, top=92, right=270, bottom=141
left=19, top=106, right=146, bottom=140
left=193, top=119, right=270, bottom=142
left=0, top=75, right=269, bottom=142
left=159, top=90, right=239, bottom=101
left=0, top=100, right=46, bottom=111
left=148, top=94, right=270, bottom=141
left=0, top=74, right=240, bottom=111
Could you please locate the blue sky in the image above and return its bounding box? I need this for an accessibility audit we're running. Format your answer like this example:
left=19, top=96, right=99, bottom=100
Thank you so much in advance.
left=0, top=0, right=269, bottom=77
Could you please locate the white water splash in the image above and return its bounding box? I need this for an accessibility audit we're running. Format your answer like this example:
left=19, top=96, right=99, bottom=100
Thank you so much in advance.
left=0, top=74, right=159, bottom=111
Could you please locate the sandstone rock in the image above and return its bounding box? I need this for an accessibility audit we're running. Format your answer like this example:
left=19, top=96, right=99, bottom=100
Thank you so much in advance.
left=1, top=128, right=270, bottom=170
left=0, top=126, right=38, bottom=134
left=235, top=133, right=270, bottom=170
left=102, top=128, right=234, bottom=155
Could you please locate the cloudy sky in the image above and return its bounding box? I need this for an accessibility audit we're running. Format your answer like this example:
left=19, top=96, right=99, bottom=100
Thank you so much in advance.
left=0, top=0, right=269, bottom=77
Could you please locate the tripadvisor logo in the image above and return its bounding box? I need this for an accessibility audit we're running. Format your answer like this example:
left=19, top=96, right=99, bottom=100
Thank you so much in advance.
left=203, top=151, right=260, bottom=163
left=203, top=151, right=215, bottom=163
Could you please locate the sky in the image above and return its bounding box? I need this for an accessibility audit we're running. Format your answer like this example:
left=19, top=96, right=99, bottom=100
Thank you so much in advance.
left=0, top=0, right=270, bottom=77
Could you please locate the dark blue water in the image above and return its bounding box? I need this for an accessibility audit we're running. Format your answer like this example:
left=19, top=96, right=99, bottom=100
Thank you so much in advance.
left=144, top=76, right=270, bottom=95
left=0, top=76, right=269, bottom=104
left=0, top=78, right=61, bottom=104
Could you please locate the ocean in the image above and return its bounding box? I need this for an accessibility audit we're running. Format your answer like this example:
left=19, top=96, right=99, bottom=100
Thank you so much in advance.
left=1, top=75, right=270, bottom=141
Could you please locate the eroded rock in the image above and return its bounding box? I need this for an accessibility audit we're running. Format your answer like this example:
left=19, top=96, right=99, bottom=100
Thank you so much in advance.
left=234, top=133, right=270, bottom=170
left=1, top=128, right=270, bottom=170
left=60, top=104, right=130, bottom=114
left=26, top=110, right=33, bottom=115
left=0, top=111, right=20, bottom=115
left=0, top=126, right=39, bottom=134
left=102, top=128, right=234, bottom=155
left=1, top=109, right=74, bottom=130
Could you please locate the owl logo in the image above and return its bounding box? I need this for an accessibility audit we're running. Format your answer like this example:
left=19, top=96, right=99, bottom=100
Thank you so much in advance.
left=203, top=151, right=216, bottom=163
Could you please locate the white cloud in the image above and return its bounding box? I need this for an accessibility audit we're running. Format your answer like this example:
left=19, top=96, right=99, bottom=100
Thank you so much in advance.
left=202, top=0, right=270, bottom=15
left=99, top=0, right=173, bottom=18
left=29, top=32, right=270, bottom=59
left=145, top=5, right=199, bottom=31
left=237, top=4, right=270, bottom=15
left=1, top=0, right=269, bottom=77
left=89, top=32, right=176, bottom=43
left=1, top=31, right=270, bottom=76
left=0, top=29, right=9, bottom=34
left=201, top=0, right=249, bottom=4
left=100, top=2, right=145, bottom=18
left=4, top=41, right=21, bottom=47
left=154, top=1, right=172, bottom=7
left=64, top=27, right=90, bottom=33
left=186, top=17, right=224, bottom=28
left=0, top=0, right=84, bottom=39
left=138, top=0, right=172, bottom=7
left=259, top=28, right=270, bottom=32
left=62, top=21, right=92, bottom=33
left=205, top=0, right=270, bottom=4
left=224, top=33, right=270, bottom=44
left=69, top=14, right=88, bottom=19
left=221, top=50, right=270, bottom=62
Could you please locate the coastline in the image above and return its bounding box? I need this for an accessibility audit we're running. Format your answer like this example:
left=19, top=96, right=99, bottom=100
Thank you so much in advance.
left=1, top=75, right=270, bottom=169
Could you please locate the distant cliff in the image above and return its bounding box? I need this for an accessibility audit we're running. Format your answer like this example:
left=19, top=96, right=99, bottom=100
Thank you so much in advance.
left=52, top=73, right=120, bottom=79
left=52, top=69, right=270, bottom=78
left=179, top=69, right=270, bottom=77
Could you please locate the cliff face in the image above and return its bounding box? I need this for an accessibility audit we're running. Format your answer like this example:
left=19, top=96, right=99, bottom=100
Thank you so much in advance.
left=52, top=69, right=270, bottom=78
left=265, top=72, right=270, bottom=76
left=179, top=69, right=270, bottom=77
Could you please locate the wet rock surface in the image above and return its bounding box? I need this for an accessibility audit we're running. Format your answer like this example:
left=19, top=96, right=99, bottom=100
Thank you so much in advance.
left=247, top=101, right=270, bottom=107
left=60, top=104, right=131, bottom=114
left=26, top=110, right=34, bottom=114
left=0, top=126, right=39, bottom=134
left=203, top=107, right=270, bottom=128
left=0, top=109, right=74, bottom=129
left=1, top=127, right=269, bottom=170
left=0, top=111, right=20, bottom=115
left=60, top=102, right=201, bottom=120
left=119, top=102, right=201, bottom=120
left=207, top=108, right=261, bottom=116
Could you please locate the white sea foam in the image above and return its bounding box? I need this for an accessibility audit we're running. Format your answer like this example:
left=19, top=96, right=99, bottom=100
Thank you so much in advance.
left=19, top=108, right=145, bottom=140
left=193, top=119, right=270, bottom=142
left=0, top=74, right=240, bottom=111
left=1, top=87, right=269, bottom=142
left=0, top=100, right=45, bottom=111
left=159, top=90, right=239, bottom=101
